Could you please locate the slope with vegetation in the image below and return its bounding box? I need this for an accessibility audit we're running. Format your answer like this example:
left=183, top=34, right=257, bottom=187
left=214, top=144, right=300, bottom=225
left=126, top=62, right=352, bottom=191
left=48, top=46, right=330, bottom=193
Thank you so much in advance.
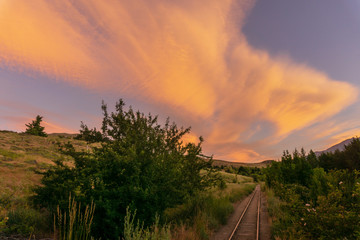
left=265, top=139, right=360, bottom=239
left=0, top=130, right=88, bottom=236
left=0, top=99, right=258, bottom=240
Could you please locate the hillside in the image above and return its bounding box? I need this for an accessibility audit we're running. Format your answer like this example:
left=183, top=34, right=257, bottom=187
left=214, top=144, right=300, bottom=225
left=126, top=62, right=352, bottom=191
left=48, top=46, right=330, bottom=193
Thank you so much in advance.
left=212, top=159, right=274, bottom=168
left=0, top=130, right=87, bottom=203
left=0, top=130, right=257, bottom=239
left=0, top=130, right=262, bottom=201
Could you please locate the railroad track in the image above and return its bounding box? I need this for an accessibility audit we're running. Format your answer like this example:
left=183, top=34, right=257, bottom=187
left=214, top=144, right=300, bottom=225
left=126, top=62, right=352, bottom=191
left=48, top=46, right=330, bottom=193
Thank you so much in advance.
left=228, top=185, right=261, bottom=240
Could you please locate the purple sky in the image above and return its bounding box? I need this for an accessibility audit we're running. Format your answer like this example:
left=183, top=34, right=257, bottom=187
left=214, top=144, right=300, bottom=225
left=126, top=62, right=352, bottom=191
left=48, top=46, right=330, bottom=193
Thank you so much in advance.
left=0, top=0, right=359, bottom=162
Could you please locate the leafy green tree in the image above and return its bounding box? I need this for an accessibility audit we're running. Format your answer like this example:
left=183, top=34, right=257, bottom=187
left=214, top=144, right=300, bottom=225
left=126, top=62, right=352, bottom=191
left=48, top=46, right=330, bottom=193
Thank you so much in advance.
left=33, top=99, right=218, bottom=239
left=265, top=143, right=360, bottom=239
left=306, top=149, right=319, bottom=168
left=74, top=121, right=104, bottom=143
left=343, top=138, right=360, bottom=170
left=25, top=115, right=47, bottom=137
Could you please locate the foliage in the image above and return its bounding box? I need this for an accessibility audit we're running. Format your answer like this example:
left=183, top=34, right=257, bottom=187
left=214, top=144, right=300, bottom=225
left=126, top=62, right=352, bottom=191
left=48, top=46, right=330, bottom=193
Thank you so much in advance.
left=124, top=207, right=171, bottom=240
left=33, top=99, right=219, bottom=239
left=265, top=139, right=360, bottom=239
left=5, top=206, right=51, bottom=236
left=25, top=115, right=47, bottom=137
left=165, top=183, right=255, bottom=239
left=319, top=137, right=360, bottom=171
left=54, top=196, right=95, bottom=240
left=74, top=121, right=103, bottom=143
left=0, top=207, right=8, bottom=233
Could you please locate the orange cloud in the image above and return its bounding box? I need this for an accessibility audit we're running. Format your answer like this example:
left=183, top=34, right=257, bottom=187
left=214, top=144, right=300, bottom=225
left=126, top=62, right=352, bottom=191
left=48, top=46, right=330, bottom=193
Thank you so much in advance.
left=0, top=116, right=76, bottom=134
left=217, top=149, right=266, bottom=163
left=0, top=0, right=358, bottom=161
left=42, top=121, right=77, bottom=134
left=0, top=1, right=98, bottom=84
left=328, top=129, right=360, bottom=146
left=181, top=132, right=199, bottom=145
left=208, top=44, right=357, bottom=145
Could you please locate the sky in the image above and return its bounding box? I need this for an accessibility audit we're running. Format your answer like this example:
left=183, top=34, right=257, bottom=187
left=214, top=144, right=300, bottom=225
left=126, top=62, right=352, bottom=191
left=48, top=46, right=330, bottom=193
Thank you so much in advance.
left=0, top=0, right=360, bottom=162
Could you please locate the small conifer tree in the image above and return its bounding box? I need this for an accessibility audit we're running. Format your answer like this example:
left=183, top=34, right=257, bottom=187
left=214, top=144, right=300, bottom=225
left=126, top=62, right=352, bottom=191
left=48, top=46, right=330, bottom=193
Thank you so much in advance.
left=25, top=115, right=47, bottom=137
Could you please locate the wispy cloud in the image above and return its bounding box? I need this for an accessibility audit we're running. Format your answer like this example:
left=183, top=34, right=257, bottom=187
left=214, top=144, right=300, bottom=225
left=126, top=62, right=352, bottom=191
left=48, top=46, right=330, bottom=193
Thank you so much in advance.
left=0, top=0, right=357, bottom=161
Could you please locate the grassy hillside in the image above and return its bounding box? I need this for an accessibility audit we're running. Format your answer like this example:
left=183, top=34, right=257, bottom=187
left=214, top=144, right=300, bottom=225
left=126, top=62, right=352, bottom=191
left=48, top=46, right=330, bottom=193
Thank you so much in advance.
left=0, top=131, right=88, bottom=207
left=212, top=159, right=274, bottom=168
left=0, top=130, right=259, bottom=210
left=0, top=130, right=257, bottom=239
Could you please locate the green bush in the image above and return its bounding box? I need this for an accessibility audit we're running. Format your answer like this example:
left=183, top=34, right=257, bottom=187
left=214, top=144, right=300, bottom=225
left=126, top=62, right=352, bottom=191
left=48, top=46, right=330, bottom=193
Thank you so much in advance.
left=0, top=207, right=8, bottom=233
left=33, top=99, right=219, bottom=239
left=0, top=148, right=23, bottom=159
left=265, top=143, right=360, bottom=239
left=25, top=115, right=47, bottom=137
left=228, top=184, right=255, bottom=203
left=165, top=183, right=255, bottom=236
left=6, top=206, right=50, bottom=236
left=124, top=207, right=171, bottom=240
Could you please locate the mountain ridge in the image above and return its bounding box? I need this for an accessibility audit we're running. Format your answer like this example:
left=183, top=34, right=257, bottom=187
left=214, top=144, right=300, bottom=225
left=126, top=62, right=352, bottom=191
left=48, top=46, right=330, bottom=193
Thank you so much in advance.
left=315, top=137, right=358, bottom=156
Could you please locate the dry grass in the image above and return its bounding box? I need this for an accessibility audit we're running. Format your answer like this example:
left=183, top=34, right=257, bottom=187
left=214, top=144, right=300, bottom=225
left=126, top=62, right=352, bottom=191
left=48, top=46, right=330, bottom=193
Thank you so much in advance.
left=217, top=171, right=253, bottom=184
left=212, top=159, right=273, bottom=168
left=0, top=131, right=258, bottom=239
left=0, top=131, right=93, bottom=236
left=0, top=131, right=89, bottom=209
left=167, top=172, right=255, bottom=240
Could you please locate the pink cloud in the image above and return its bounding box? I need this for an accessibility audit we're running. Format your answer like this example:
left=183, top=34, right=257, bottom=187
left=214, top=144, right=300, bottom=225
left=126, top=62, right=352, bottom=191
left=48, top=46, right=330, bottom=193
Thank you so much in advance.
left=0, top=0, right=358, bottom=161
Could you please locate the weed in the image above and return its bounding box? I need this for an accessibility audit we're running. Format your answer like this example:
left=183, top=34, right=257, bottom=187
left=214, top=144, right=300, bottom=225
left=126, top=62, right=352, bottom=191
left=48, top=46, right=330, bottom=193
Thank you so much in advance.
left=0, top=207, right=8, bottom=233
left=124, top=207, right=171, bottom=240
left=54, top=196, right=95, bottom=240
left=6, top=206, right=51, bottom=236
left=165, top=183, right=255, bottom=239
left=0, top=149, right=23, bottom=159
left=228, top=183, right=255, bottom=202
left=24, top=159, right=38, bottom=165
left=10, top=146, right=24, bottom=151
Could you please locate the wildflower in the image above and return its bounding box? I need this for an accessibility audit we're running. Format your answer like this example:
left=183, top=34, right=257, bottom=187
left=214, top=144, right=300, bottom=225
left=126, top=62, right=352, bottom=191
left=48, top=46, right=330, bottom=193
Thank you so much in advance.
left=339, top=181, right=343, bottom=185
left=312, top=208, right=316, bottom=212
left=304, top=223, right=307, bottom=226
left=301, top=218, right=304, bottom=221
left=305, top=203, right=310, bottom=207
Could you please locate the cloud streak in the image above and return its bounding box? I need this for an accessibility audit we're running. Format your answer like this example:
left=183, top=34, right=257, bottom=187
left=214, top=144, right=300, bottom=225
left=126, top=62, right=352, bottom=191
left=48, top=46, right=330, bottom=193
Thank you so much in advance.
left=0, top=0, right=357, bottom=161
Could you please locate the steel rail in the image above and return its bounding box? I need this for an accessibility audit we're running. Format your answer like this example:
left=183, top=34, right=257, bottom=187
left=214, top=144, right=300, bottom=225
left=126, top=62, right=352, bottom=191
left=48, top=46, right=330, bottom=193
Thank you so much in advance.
left=228, top=185, right=260, bottom=240
left=256, top=189, right=261, bottom=240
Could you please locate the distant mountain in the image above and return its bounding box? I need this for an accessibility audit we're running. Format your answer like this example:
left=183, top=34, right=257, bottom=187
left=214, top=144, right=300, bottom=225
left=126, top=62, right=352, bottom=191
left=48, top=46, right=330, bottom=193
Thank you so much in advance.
left=315, top=137, right=358, bottom=156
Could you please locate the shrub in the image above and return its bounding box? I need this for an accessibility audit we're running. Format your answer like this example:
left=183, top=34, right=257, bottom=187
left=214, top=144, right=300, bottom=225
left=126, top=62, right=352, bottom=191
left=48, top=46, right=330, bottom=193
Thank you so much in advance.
left=33, top=99, right=219, bottom=239
left=164, top=183, right=255, bottom=238
left=124, top=207, right=171, bottom=240
left=6, top=206, right=51, bottom=236
left=25, top=115, right=47, bottom=137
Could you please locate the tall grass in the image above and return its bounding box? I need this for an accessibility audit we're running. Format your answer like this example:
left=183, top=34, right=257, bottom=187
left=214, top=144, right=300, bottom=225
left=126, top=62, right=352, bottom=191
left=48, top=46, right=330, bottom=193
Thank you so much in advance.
left=167, top=183, right=256, bottom=239
left=54, top=197, right=95, bottom=240
left=265, top=188, right=299, bottom=239
left=0, top=207, right=8, bottom=233
left=123, top=207, right=171, bottom=240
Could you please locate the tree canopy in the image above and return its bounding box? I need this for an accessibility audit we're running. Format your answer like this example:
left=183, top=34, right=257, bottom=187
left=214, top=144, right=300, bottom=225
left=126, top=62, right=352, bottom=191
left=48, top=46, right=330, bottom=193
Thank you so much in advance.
left=33, top=99, right=218, bottom=239
left=25, top=115, right=47, bottom=137
left=264, top=139, right=360, bottom=239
